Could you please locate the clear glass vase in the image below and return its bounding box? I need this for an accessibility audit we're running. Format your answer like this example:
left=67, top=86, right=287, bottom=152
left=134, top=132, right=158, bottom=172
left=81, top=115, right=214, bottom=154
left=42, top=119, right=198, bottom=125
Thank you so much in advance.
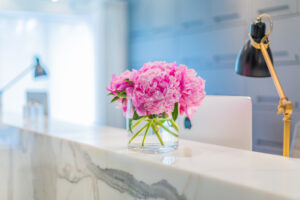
left=126, top=102, right=179, bottom=153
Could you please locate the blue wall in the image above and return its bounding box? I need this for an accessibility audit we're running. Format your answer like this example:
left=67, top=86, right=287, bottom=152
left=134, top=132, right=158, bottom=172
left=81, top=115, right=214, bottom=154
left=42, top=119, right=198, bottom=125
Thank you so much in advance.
left=128, top=0, right=300, bottom=154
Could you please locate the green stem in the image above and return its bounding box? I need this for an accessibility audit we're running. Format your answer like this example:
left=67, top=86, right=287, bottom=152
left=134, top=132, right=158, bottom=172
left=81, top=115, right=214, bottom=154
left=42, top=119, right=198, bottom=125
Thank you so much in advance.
left=151, top=123, right=165, bottom=146
left=131, top=118, right=144, bottom=130
left=154, top=120, right=179, bottom=137
left=170, top=119, right=179, bottom=131
left=142, top=121, right=152, bottom=147
left=129, top=123, right=148, bottom=144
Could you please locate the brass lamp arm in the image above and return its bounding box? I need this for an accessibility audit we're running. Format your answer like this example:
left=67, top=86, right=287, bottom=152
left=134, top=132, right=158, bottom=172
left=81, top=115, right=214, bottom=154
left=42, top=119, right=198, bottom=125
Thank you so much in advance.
left=249, top=14, right=286, bottom=100
left=260, top=44, right=286, bottom=100
left=260, top=43, right=293, bottom=157
left=249, top=14, right=293, bottom=157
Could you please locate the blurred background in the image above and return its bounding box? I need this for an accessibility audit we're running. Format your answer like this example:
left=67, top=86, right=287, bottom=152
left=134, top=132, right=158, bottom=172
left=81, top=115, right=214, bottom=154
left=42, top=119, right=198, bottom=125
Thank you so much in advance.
left=0, top=0, right=299, bottom=155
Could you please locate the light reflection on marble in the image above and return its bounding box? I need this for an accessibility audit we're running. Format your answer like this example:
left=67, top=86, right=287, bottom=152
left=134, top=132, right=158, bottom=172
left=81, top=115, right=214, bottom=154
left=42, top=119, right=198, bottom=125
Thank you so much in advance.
left=1, top=113, right=300, bottom=199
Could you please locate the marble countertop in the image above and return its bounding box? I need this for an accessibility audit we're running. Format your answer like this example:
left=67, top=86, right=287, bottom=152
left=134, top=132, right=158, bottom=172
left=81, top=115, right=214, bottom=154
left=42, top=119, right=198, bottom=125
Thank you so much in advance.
left=2, top=113, right=300, bottom=200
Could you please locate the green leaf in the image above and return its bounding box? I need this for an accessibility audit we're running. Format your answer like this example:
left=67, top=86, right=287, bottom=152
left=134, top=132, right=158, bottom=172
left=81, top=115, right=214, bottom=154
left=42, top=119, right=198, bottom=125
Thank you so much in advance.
left=132, top=111, right=142, bottom=120
left=172, top=103, right=178, bottom=121
left=111, top=96, right=119, bottom=103
left=116, top=90, right=126, bottom=98
left=124, top=78, right=134, bottom=86
left=107, top=92, right=113, bottom=96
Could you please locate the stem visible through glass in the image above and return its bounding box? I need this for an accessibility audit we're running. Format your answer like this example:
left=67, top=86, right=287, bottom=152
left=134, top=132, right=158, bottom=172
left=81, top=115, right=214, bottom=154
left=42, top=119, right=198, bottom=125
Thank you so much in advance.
left=128, top=117, right=179, bottom=146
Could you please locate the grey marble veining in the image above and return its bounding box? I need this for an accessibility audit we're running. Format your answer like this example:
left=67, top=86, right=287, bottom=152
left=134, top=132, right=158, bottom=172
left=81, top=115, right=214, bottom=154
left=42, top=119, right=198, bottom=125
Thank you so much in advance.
left=0, top=124, right=186, bottom=200
left=1, top=117, right=300, bottom=200
left=84, top=153, right=186, bottom=200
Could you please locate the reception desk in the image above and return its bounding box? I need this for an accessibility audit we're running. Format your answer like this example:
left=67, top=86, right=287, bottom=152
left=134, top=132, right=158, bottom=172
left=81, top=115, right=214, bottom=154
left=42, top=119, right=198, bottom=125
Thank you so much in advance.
left=0, top=114, right=300, bottom=200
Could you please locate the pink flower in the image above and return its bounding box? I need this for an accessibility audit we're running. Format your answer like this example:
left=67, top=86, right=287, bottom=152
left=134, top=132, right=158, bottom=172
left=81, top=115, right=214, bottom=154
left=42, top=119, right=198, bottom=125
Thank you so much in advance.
left=131, top=62, right=181, bottom=116
left=106, top=70, right=133, bottom=95
left=107, top=61, right=206, bottom=120
left=106, top=70, right=136, bottom=116
left=177, top=65, right=206, bottom=120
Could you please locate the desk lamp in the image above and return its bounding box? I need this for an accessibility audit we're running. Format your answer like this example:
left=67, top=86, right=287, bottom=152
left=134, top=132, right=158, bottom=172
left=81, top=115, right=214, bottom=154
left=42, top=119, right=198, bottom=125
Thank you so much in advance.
left=0, top=56, right=48, bottom=116
left=235, top=14, right=292, bottom=157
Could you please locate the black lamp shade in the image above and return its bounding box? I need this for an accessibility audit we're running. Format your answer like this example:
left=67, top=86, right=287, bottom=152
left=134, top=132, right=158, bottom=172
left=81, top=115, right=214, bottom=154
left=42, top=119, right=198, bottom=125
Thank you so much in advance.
left=235, top=21, right=273, bottom=77
left=34, top=57, right=47, bottom=78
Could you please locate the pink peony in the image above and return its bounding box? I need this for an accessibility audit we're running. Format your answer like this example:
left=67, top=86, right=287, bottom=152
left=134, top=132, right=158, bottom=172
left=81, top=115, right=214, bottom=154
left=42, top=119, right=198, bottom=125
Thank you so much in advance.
left=177, top=65, right=206, bottom=120
left=131, top=62, right=181, bottom=116
left=106, top=70, right=134, bottom=95
left=106, top=70, right=136, bottom=116
left=107, top=61, right=206, bottom=120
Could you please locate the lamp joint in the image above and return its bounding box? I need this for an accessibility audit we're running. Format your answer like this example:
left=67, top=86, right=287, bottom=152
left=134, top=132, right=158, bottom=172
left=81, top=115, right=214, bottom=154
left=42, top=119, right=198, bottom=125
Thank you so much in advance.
left=277, top=98, right=293, bottom=118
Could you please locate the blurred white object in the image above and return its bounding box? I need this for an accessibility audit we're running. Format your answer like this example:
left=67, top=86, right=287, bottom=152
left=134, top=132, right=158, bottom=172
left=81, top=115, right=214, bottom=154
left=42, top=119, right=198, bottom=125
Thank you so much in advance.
left=26, top=91, right=48, bottom=116
left=23, top=101, right=45, bottom=128
left=291, top=121, right=300, bottom=158
left=0, top=91, right=2, bottom=120
left=179, top=95, right=252, bottom=150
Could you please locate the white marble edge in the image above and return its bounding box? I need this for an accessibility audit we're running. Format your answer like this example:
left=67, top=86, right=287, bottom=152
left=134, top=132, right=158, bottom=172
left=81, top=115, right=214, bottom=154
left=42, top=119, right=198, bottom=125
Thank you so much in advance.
left=1, top=113, right=300, bottom=200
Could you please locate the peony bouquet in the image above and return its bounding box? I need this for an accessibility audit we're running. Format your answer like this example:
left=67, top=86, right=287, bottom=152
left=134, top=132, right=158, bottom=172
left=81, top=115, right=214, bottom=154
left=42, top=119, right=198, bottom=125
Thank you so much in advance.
left=107, top=61, right=205, bottom=149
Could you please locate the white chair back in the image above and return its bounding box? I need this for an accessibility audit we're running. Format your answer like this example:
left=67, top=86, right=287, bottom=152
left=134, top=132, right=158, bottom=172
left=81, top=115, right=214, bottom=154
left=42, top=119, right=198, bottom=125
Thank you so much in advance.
left=179, top=95, right=252, bottom=150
